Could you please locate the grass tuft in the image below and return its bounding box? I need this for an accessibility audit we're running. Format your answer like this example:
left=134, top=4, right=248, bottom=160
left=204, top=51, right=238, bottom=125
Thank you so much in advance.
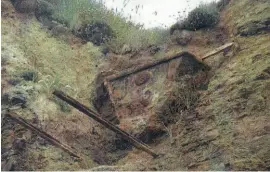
left=49, top=0, right=169, bottom=53
left=170, top=2, right=220, bottom=33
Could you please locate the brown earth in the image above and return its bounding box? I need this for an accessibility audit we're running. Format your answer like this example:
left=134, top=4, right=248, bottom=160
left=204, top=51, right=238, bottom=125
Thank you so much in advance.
left=1, top=0, right=270, bottom=171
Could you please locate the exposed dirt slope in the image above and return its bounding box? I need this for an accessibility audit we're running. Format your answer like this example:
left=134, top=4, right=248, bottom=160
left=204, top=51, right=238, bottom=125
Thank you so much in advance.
left=1, top=0, right=122, bottom=170
left=1, top=0, right=270, bottom=171
left=110, top=0, right=270, bottom=170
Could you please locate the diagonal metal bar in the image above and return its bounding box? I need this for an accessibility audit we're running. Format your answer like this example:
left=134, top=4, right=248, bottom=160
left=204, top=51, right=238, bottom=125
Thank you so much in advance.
left=6, top=112, right=83, bottom=159
left=105, top=51, right=200, bottom=82
left=53, top=90, right=159, bottom=158
left=201, top=42, right=234, bottom=60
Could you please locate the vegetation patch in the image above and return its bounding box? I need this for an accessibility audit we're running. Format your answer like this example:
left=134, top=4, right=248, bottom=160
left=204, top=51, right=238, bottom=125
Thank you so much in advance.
left=19, top=70, right=38, bottom=82
left=170, top=2, right=220, bottom=33
left=74, top=21, right=114, bottom=46
left=49, top=0, right=169, bottom=53
left=157, top=81, right=199, bottom=125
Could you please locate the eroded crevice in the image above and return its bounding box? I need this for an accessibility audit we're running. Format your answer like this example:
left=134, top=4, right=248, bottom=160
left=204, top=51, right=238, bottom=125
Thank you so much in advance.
left=92, top=73, right=119, bottom=125
left=91, top=72, right=131, bottom=164
left=91, top=53, right=211, bottom=157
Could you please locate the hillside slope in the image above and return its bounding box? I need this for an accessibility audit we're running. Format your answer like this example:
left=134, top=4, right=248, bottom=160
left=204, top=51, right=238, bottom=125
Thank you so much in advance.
left=1, top=0, right=106, bottom=170
left=1, top=0, right=270, bottom=171
left=112, top=0, right=270, bottom=170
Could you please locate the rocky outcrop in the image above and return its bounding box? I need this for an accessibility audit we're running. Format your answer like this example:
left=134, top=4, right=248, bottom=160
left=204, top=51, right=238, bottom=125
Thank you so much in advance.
left=93, top=52, right=209, bottom=143
left=11, top=0, right=54, bottom=17
left=170, top=22, right=185, bottom=35
left=92, top=71, right=119, bottom=125
left=1, top=91, right=28, bottom=108
left=254, top=66, right=270, bottom=80
left=238, top=18, right=270, bottom=36
left=74, top=22, right=114, bottom=46
left=171, top=30, right=193, bottom=46
left=10, top=0, right=58, bottom=30
left=11, top=0, right=37, bottom=13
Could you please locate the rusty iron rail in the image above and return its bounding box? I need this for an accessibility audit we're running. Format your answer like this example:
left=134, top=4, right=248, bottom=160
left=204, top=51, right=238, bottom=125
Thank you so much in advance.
left=106, top=51, right=200, bottom=82
left=201, top=42, right=234, bottom=60
left=5, top=112, right=83, bottom=159
left=53, top=90, right=159, bottom=158
left=105, top=42, right=235, bottom=83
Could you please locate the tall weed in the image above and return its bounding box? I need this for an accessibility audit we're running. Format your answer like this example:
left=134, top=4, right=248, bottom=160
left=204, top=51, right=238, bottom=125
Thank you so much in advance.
left=50, top=0, right=169, bottom=52
left=170, top=2, right=220, bottom=33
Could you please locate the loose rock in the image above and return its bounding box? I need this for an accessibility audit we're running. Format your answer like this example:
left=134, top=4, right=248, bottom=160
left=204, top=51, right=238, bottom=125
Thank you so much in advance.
left=20, top=71, right=37, bottom=81
left=11, top=0, right=37, bottom=13
left=238, top=18, right=270, bottom=36
left=134, top=72, right=151, bottom=86
left=13, top=138, right=26, bottom=151
left=148, top=45, right=161, bottom=55
left=10, top=93, right=27, bottom=107
left=121, top=44, right=132, bottom=55
left=171, top=30, right=193, bottom=46
left=74, top=22, right=113, bottom=45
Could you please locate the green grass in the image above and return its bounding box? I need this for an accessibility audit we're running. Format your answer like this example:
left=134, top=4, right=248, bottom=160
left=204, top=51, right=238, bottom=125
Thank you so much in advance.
left=224, top=0, right=270, bottom=29
left=170, top=1, right=220, bottom=33
left=49, top=0, right=169, bottom=53
left=16, top=21, right=102, bottom=104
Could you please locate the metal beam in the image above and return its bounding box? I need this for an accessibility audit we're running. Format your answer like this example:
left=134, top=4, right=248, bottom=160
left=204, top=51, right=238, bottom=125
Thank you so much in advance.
left=202, top=42, right=234, bottom=60
left=6, top=112, right=83, bottom=159
left=53, top=90, right=159, bottom=158
left=106, top=51, right=201, bottom=82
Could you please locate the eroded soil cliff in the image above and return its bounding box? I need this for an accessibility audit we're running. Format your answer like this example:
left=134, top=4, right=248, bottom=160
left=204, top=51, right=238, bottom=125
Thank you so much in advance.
left=1, top=0, right=270, bottom=170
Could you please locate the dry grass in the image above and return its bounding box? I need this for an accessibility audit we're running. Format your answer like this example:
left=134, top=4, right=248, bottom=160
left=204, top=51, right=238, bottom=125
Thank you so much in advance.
left=18, top=21, right=102, bottom=102
left=50, top=0, right=169, bottom=53
left=1, top=4, right=101, bottom=169
left=114, top=1, right=270, bottom=170
left=222, top=0, right=270, bottom=34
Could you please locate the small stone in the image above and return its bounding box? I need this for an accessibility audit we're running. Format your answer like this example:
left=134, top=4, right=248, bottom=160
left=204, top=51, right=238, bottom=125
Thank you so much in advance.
left=140, top=90, right=153, bottom=107
left=100, top=46, right=109, bottom=55
left=10, top=93, right=27, bottom=106
left=13, top=138, right=26, bottom=150
left=171, top=30, right=193, bottom=46
left=149, top=45, right=161, bottom=54
left=8, top=78, right=21, bottom=86
left=1, top=93, right=9, bottom=105
left=254, top=67, right=270, bottom=81
left=134, top=72, right=151, bottom=86
left=121, top=44, right=132, bottom=54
